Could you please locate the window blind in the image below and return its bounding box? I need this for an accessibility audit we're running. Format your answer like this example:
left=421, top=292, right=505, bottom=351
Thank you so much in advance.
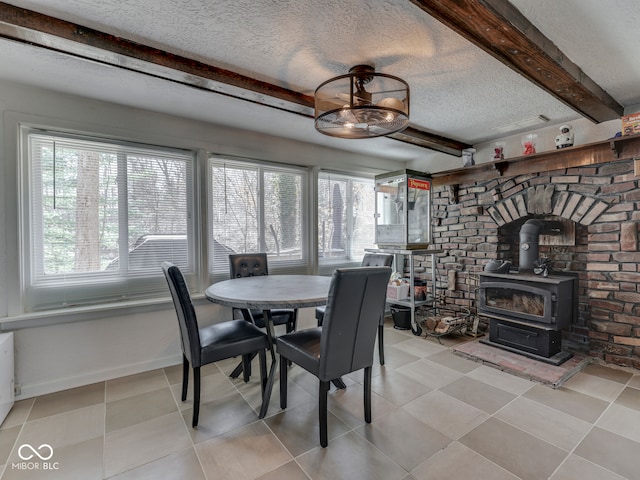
left=24, top=129, right=195, bottom=311
left=318, top=171, right=376, bottom=272
left=208, top=157, right=308, bottom=280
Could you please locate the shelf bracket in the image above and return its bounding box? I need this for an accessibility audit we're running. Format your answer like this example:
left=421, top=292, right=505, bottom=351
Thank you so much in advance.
left=446, top=184, right=459, bottom=204
left=492, top=161, right=508, bottom=176
left=610, top=140, right=623, bottom=159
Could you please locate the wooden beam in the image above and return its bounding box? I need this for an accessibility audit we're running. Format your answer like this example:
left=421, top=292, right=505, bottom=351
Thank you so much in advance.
left=409, top=0, right=624, bottom=123
left=0, top=2, right=314, bottom=112
left=0, top=2, right=467, bottom=156
left=390, top=126, right=470, bottom=157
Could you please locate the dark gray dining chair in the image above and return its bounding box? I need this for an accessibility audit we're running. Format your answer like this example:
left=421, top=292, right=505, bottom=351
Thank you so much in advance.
left=227, top=253, right=297, bottom=379
left=229, top=253, right=298, bottom=333
left=162, top=261, right=269, bottom=427
left=315, top=252, right=394, bottom=364
left=277, top=266, right=391, bottom=447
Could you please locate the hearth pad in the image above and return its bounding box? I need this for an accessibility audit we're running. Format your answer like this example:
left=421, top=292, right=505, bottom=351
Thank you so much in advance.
left=480, top=337, right=572, bottom=366
left=453, top=339, right=590, bottom=388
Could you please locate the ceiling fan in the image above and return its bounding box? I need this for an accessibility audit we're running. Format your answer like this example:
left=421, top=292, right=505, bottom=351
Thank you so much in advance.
left=314, top=65, right=410, bottom=139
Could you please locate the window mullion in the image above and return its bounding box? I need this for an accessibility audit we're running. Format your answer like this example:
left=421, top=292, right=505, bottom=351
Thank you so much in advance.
left=117, top=151, right=129, bottom=272
left=258, top=167, right=266, bottom=253
left=345, top=178, right=354, bottom=258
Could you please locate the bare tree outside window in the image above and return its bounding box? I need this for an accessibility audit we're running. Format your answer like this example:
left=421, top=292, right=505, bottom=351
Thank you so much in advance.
left=318, top=172, right=375, bottom=263
left=26, top=130, right=194, bottom=311
left=209, top=159, right=304, bottom=275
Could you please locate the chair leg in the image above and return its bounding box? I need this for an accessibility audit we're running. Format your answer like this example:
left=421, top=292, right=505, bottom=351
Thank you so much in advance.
left=181, top=355, right=189, bottom=401
left=230, top=351, right=257, bottom=380
left=364, top=366, right=372, bottom=424
left=259, top=352, right=277, bottom=419
left=279, top=354, right=288, bottom=409
left=242, top=355, right=251, bottom=383
left=229, top=360, right=244, bottom=379
left=258, top=349, right=267, bottom=396
left=378, top=323, right=385, bottom=365
left=192, top=366, right=201, bottom=428
left=319, top=380, right=330, bottom=448
left=291, top=308, right=298, bottom=332
left=331, top=378, right=347, bottom=389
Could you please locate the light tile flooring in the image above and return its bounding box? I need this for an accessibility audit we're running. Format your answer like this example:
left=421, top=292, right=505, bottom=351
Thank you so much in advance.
left=1, top=317, right=640, bottom=480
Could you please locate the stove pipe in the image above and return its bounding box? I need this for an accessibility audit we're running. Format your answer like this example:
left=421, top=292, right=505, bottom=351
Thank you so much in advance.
left=519, top=219, right=543, bottom=272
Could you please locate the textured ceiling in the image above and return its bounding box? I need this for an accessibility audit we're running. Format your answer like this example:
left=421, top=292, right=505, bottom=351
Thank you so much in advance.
left=510, top=0, right=640, bottom=107
left=1, top=0, right=638, bottom=165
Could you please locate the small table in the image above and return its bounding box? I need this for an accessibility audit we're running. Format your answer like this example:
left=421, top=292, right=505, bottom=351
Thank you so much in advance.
left=205, top=275, right=331, bottom=418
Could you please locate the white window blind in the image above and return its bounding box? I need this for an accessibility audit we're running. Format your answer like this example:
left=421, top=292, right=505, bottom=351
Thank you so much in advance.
left=208, top=157, right=308, bottom=279
left=24, top=128, right=195, bottom=311
left=318, top=171, right=375, bottom=271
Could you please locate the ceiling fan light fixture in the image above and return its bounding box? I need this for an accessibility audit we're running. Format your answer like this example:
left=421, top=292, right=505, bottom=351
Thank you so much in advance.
left=314, top=65, right=410, bottom=139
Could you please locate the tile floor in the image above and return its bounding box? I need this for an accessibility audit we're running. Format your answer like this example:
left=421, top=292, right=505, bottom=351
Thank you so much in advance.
left=1, top=316, right=639, bottom=480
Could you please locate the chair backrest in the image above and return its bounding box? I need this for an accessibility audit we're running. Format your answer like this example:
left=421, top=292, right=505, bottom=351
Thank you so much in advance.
left=229, top=253, right=269, bottom=278
left=361, top=253, right=394, bottom=268
left=162, top=261, right=201, bottom=366
left=319, top=266, right=392, bottom=381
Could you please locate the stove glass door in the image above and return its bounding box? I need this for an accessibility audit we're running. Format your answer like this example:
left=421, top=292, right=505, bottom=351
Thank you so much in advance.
left=480, top=281, right=553, bottom=324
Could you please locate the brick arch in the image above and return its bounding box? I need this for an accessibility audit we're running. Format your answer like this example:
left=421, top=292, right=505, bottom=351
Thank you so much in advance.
left=486, top=185, right=609, bottom=227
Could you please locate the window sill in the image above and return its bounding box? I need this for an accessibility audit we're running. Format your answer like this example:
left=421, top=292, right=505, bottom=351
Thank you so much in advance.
left=0, top=294, right=209, bottom=331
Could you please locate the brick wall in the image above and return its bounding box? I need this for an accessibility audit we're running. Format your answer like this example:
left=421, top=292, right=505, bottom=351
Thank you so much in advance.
left=421, top=159, right=640, bottom=369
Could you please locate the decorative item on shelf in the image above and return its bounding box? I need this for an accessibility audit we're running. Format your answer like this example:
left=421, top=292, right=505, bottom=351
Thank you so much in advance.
left=533, top=257, right=553, bottom=277
left=314, top=65, right=409, bottom=139
left=492, top=142, right=505, bottom=161
left=521, top=134, right=537, bottom=155
left=621, top=112, right=640, bottom=136
left=462, top=148, right=476, bottom=167
left=554, top=124, right=574, bottom=149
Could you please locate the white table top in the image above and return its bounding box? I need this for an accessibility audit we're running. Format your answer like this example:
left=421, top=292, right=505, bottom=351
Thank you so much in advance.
left=205, top=275, right=332, bottom=310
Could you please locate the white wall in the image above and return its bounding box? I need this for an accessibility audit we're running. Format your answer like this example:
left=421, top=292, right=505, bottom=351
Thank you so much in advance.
left=0, top=79, right=403, bottom=399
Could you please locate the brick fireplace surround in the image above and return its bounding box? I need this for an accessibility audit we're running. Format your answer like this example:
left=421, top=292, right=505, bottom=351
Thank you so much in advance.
left=418, top=156, right=640, bottom=370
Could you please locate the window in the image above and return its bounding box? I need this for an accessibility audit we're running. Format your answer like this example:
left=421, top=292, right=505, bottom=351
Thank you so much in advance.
left=23, top=128, right=195, bottom=311
left=208, top=157, right=308, bottom=279
left=318, top=171, right=375, bottom=270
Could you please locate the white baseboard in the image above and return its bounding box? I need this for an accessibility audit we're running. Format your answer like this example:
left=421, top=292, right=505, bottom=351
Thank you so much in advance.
left=15, top=353, right=182, bottom=400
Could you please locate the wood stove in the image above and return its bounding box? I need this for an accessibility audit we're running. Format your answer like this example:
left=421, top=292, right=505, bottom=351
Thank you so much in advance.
left=478, top=272, right=578, bottom=365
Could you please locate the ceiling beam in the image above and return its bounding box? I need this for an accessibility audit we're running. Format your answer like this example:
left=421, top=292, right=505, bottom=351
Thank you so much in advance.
left=0, top=2, right=313, bottom=114
left=409, top=0, right=624, bottom=123
left=389, top=127, right=470, bottom=157
left=0, top=2, right=469, bottom=156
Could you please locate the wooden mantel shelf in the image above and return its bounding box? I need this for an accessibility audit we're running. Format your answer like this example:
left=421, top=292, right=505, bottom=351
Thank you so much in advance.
left=430, top=134, right=640, bottom=187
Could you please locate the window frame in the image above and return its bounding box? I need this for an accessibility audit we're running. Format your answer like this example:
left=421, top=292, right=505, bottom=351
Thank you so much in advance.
left=317, top=170, right=376, bottom=275
left=207, top=155, right=311, bottom=282
left=20, top=126, right=198, bottom=312
left=11, top=120, right=384, bottom=319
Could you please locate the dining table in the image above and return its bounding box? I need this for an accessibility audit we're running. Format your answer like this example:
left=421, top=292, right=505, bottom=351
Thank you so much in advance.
left=205, top=274, right=332, bottom=418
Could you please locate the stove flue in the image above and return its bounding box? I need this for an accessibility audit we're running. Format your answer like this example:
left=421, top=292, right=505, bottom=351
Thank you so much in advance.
left=519, top=219, right=543, bottom=272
